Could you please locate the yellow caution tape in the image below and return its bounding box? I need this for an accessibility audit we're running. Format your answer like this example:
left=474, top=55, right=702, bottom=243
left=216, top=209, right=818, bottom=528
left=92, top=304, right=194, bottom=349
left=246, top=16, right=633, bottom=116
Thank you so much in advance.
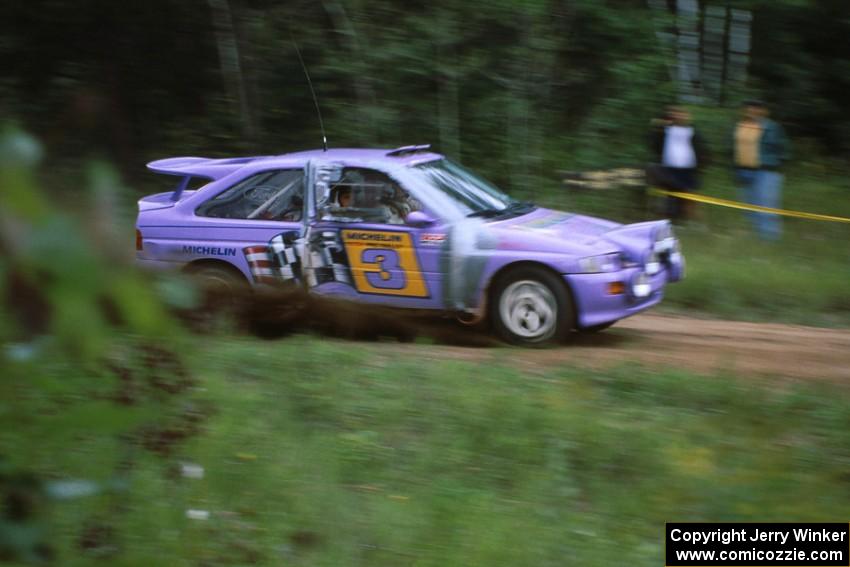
left=649, top=188, right=850, bottom=223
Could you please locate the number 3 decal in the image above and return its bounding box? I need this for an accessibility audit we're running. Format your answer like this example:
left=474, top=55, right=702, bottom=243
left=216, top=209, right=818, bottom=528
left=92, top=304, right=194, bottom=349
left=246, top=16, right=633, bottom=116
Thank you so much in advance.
left=361, top=249, right=406, bottom=290
left=341, top=230, right=428, bottom=297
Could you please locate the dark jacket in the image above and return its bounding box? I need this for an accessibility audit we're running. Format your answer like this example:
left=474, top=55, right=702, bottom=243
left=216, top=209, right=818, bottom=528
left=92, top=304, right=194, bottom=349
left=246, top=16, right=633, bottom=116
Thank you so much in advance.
left=731, top=118, right=790, bottom=169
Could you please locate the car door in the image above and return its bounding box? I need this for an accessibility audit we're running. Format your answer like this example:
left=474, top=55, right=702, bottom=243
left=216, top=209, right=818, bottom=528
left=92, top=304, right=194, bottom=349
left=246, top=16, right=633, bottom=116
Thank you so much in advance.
left=183, top=168, right=304, bottom=283
left=301, top=160, right=445, bottom=309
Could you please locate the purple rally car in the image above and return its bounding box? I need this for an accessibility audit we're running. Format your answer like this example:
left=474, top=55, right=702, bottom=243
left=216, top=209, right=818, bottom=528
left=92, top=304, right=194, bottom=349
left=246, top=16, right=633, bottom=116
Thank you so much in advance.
left=136, top=145, right=684, bottom=345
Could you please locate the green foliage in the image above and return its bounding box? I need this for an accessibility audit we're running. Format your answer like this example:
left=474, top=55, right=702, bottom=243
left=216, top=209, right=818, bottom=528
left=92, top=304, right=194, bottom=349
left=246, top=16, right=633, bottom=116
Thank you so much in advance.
left=1, top=0, right=846, bottom=203
left=0, top=129, right=202, bottom=563
left=750, top=0, right=850, bottom=153
left=1, top=0, right=847, bottom=196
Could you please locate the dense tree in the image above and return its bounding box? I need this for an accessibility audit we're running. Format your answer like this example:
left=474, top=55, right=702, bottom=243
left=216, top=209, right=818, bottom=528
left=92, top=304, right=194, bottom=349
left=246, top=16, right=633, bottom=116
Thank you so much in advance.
left=0, top=1, right=846, bottom=190
left=749, top=0, right=850, bottom=153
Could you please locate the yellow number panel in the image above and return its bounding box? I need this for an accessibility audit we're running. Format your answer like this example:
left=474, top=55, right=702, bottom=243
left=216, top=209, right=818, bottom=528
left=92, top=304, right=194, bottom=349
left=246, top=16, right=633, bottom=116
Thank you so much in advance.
left=341, top=230, right=428, bottom=297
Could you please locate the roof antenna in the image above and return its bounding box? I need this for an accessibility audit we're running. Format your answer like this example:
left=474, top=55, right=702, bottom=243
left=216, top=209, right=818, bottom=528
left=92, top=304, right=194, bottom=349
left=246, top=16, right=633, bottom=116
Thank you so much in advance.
left=291, top=35, right=328, bottom=152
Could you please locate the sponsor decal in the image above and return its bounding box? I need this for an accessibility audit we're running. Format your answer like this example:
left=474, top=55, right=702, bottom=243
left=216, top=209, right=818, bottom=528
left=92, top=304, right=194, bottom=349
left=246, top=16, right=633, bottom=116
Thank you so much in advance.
left=420, top=233, right=447, bottom=245
left=341, top=230, right=428, bottom=298
left=343, top=232, right=404, bottom=243
left=182, top=245, right=237, bottom=257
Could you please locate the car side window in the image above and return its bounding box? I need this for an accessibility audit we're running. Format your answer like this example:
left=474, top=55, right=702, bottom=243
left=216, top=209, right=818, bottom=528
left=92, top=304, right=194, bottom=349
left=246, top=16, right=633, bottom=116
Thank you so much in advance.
left=321, top=168, right=421, bottom=225
left=196, top=169, right=304, bottom=221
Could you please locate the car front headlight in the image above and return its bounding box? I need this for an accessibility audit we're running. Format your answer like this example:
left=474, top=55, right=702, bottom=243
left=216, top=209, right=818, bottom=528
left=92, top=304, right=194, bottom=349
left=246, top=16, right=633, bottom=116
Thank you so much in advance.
left=644, top=249, right=662, bottom=276
left=631, top=271, right=652, bottom=298
left=668, top=237, right=683, bottom=262
left=577, top=252, right=622, bottom=274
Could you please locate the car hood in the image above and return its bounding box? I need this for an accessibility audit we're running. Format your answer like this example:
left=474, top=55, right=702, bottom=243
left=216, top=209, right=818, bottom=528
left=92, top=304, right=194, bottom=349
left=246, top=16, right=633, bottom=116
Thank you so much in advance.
left=490, top=207, right=663, bottom=261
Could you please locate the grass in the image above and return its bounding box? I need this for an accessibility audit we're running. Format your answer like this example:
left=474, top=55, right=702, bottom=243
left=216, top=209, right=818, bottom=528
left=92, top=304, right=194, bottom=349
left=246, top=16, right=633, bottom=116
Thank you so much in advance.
left=35, top=334, right=850, bottom=566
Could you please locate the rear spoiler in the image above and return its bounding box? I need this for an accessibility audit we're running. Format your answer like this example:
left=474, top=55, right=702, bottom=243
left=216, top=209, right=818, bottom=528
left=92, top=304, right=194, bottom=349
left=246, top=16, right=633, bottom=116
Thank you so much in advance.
left=146, top=155, right=268, bottom=201
left=386, top=144, right=431, bottom=157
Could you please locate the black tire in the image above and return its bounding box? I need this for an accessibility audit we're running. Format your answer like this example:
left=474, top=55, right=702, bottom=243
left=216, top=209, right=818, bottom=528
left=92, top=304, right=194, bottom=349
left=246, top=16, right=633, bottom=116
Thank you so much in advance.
left=185, top=264, right=248, bottom=332
left=189, top=264, right=247, bottom=297
left=489, top=265, right=574, bottom=346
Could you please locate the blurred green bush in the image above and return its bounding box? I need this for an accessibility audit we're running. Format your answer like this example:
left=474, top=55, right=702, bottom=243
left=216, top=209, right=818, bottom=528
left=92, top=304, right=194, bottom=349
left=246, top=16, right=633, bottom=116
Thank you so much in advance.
left=0, top=127, right=204, bottom=563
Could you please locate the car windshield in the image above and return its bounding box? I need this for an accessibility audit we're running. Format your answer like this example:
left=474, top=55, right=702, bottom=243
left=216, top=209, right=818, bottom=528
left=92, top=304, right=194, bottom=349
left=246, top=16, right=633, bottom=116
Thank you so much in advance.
left=408, top=159, right=518, bottom=217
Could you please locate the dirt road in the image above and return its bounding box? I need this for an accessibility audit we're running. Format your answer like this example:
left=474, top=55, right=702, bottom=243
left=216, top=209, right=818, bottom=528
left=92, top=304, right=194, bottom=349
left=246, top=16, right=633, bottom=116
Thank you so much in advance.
left=385, top=313, right=850, bottom=382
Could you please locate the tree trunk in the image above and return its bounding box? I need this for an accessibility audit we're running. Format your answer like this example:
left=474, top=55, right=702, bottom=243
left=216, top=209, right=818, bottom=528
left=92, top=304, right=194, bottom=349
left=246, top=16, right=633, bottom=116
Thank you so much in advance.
left=207, top=0, right=255, bottom=144
left=436, top=9, right=460, bottom=159
left=322, top=0, right=378, bottom=143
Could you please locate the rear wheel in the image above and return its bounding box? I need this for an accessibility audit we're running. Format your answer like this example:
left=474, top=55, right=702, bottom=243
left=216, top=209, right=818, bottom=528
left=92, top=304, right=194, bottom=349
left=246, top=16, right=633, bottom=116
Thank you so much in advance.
left=185, top=264, right=248, bottom=332
left=190, top=264, right=245, bottom=293
left=490, top=266, right=573, bottom=346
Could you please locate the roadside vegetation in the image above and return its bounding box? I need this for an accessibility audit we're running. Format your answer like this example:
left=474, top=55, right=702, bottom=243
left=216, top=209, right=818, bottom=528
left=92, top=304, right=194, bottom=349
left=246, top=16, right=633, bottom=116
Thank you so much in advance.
left=14, top=335, right=850, bottom=566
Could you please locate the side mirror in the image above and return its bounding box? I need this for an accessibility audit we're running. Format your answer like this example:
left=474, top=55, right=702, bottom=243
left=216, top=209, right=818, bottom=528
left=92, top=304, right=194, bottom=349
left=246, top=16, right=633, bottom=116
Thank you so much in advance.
left=405, top=210, right=436, bottom=227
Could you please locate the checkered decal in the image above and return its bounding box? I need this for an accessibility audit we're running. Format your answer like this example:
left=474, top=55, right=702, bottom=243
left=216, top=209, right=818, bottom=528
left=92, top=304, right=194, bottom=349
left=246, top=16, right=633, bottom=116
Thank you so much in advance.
left=243, top=230, right=354, bottom=287
left=306, top=230, right=352, bottom=287
left=268, top=231, right=302, bottom=283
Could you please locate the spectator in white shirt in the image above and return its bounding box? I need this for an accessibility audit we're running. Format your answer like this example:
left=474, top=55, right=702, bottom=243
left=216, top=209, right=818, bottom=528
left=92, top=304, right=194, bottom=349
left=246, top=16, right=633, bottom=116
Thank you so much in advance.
left=649, top=106, right=709, bottom=222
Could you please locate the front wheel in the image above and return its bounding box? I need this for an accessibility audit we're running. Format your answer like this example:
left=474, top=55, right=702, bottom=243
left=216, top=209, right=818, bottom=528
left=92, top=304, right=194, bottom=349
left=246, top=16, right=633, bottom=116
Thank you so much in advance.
left=490, top=266, right=574, bottom=346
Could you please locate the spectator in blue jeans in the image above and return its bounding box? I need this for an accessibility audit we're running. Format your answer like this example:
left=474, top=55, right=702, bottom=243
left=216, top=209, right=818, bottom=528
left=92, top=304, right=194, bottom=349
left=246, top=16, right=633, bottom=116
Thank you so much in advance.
left=732, top=100, right=790, bottom=240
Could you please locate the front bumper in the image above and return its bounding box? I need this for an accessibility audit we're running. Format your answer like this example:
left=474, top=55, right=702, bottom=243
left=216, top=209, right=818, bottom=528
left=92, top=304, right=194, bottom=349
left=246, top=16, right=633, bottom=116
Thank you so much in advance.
left=565, top=266, right=671, bottom=329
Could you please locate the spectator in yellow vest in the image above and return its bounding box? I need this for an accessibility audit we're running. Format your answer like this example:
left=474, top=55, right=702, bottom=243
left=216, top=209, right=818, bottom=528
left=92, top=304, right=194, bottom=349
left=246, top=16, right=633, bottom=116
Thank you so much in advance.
left=732, top=100, right=790, bottom=241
